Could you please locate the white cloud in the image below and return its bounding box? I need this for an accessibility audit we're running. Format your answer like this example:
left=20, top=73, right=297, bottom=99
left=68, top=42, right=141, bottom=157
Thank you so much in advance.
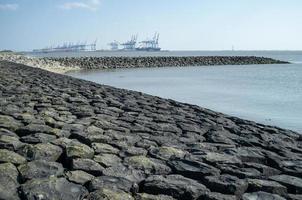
left=0, top=3, right=18, bottom=11
left=59, top=0, right=101, bottom=11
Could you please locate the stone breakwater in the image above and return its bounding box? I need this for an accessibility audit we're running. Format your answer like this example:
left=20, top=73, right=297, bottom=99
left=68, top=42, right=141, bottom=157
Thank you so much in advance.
left=48, top=56, right=289, bottom=70
left=1, top=61, right=302, bottom=200
left=0, top=53, right=289, bottom=74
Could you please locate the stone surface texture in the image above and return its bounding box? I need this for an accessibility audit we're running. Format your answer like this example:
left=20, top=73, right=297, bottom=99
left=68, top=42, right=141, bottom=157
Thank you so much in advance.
left=0, top=61, right=301, bottom=200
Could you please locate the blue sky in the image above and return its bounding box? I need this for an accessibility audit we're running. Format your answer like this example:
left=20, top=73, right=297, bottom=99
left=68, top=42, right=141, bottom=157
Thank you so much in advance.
left=0, top=0, right=302, bottom=51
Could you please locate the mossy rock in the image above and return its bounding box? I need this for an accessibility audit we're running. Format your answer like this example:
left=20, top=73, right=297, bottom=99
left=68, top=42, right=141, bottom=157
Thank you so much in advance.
left=124, top=156, right=171, bottom=175
left=0, top=115, right=22, bottom=131
left=66, top=143, right=94, bottom=159
left=0, top=149, right=26, bottom=164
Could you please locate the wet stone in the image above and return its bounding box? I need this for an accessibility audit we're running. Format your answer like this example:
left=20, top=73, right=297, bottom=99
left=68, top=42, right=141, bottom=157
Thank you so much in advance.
left=18, top=160, right=64, bottom=180
left=0, top=163, right=20, bottom=200
left=21, top=177, right=88, bottom=200
left=143, top=174, right=209, bottom=200
left=71, top=158, right=104, bottom=176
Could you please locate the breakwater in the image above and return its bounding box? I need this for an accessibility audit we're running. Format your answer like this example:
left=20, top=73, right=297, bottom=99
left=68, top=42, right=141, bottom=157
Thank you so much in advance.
left=0, top=53, right=290, bottom=73
left=0, top=61, right=301, bottom=200
left=48, top=56, right=288, bottom=70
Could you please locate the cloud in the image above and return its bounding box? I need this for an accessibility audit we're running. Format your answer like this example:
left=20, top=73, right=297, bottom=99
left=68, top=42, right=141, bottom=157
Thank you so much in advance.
left=59, top=0, right=101, bottom=11
left=0, top=3, right=18, bottom=11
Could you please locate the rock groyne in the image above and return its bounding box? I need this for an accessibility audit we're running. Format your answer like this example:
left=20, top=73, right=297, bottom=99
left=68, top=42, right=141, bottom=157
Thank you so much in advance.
left=0, top=53, right=289, bottom=74
left=48, top=56, right=289, bottom=70
left=0, top=61, right=301, bottom=200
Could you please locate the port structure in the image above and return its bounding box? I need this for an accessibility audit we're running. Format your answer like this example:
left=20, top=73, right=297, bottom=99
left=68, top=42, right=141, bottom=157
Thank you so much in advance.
left=120, top=35, right=138, bottom=50
left=137, top=33, right=160, bottom=50
left=108, top=40, right=119, bottom=50
left=33, top=40, right=97, bottom=53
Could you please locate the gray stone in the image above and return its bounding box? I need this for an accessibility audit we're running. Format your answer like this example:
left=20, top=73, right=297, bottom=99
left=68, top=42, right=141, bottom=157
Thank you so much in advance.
left=21, top=177, right=88, bottom=200
left=136, top=193, right=176, bottom=200
left=199, top=192, right=237, bottom=200
left=20, top=133, right=56, bottom=144
left=247, top=179, right=287, bottom=196
left=102, top=165, right=146, bottom=183
left=87, top=188, right=134, bottom=200
left=0, top=149, right=26, bottom=164
left=18, top=160, right=64, bottom=180
left=168, top=159, right=220, bottom=180
left=0, top=115, right=22, bottom=131
left=143, top=174, right=209, bottom=200
left=124, top=156, right=171, bottom=175
left=28, top=143, right=63, bottom=161
left=92, top=142, right=120, bottom=154
left=71, top=158, right=104, bottom=176
left=270, top=174, right=302, bottom=194
left=242, top=191, right=286, bottom=200
left=0, top=163, right=20, bottom=200
left=66, top=142, right=94, bottom=159
left=204, top=175, right=248, bottom=196
left=88, top=176, right=138, bottom=193
left=0, top=135, right=23, bottom=151
left=66, top=170, right=95, bottom=185
left=94, top=153, right=122, bottom=167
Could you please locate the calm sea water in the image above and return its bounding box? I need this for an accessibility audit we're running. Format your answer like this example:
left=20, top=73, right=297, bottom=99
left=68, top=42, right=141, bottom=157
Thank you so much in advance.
left=62, top=51, right=302, bottom=133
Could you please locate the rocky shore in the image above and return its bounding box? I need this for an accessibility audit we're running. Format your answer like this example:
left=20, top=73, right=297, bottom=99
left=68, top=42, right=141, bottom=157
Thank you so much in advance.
left=0, top=53, right=289, bottom=74
left=0, top=61, right=302, bottom=200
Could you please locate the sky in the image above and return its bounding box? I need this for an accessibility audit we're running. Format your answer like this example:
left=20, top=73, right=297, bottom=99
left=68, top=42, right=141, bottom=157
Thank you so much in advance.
left=0, top=0, right=302, bottom=51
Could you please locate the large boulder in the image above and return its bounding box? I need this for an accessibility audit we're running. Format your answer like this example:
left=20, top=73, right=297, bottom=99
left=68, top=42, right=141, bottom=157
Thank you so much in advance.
left=66, top=143, right=94, bottom=159
left=0, top=163, right=20, bottom=200
left=242, top=191, right=286, bottom=200
left=124, top=156, right=171, bottom=175
left=270, top=175, right=302, bottom=194
left=21, top=177, right=88, bottom=200
left=247, top=179, right=287, bottom=196
left=18, top=160, right=64, bottom=180
left=71, top=158, right=104, bottom=176
left=88, top=176, right=138, bottom=193
left=143, top=174, right=209, bottom=200
left=168, top=159, right=220, bottom=181
left=0, top=149, right=26, bottom=164
left=66, top=170, right=95, bottom=185
left=204, top=175, right=248, bottom=196
left=87, top=188, right=134, bottom=200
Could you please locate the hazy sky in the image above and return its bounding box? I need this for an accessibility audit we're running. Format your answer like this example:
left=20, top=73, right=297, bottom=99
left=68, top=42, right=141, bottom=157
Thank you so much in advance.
left=1, top=0, right=302, bottom=51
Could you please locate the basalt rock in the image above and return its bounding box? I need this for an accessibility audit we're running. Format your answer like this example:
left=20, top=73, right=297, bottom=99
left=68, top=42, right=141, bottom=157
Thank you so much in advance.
left=0, top=61, right=301, bottom=199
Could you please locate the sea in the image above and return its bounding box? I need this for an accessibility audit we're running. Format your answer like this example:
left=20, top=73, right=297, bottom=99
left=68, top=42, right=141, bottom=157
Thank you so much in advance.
left=30, top=51, right=302, bottom=133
